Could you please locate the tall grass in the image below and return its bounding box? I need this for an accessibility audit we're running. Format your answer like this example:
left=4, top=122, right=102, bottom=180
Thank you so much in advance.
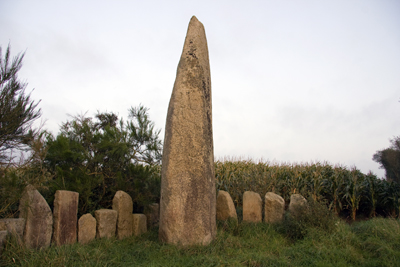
left=1, top=217, right=399, bottom=266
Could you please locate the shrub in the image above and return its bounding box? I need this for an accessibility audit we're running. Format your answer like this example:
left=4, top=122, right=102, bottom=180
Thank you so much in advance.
left=277, top=198, right=338, bottom=241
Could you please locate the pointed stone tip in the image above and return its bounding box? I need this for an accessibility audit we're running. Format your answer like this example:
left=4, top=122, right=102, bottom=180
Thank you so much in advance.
left=189, top=15, right=202, bottom=27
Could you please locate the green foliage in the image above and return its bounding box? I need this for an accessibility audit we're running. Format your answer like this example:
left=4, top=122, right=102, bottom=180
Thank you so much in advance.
left=278, top=198, right=339, bottom=241
left=0, top=44, right=41, bottom=164
left=373, top=136, right=400, bottom=183
left=0, top=130, right=52, bottom=218
left=44, top=105, right=162, bottom=216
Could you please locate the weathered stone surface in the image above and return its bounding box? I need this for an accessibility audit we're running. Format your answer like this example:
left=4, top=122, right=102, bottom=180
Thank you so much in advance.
left=216, top=190, right=237, bottom=221
left=0, top=230, right=7, bottom=254
left=264, top=192, right=285, bottom=223
left=78, top=214, right=96, bottom=244
left=159, top=16, right=216, bottom=246
left=0, top=218, right=25, bottom=242
left=243, top=191, right=262, bottom=223
left=288, top=194, right=308, bottom=218
left=19, top=185, right=53, bottom=249
left=132, top=214, right=147, bottom=236
left=95, top=209, right=117, bottom=239
left=52, top=190, right=79, bottom=246
left=112, top=190, right=133, bottom=239
left=144, top=203, right=159, bottom=229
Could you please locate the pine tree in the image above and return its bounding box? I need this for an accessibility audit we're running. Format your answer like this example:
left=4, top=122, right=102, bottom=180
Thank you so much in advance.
left=0, top=44, right=41, bottom=164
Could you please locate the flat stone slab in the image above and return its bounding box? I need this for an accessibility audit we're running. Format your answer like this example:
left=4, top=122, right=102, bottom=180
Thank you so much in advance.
left=264, top=192, right=285, bottom=223
left=159, top=15, right=216, bottom=246
left=19, top=185, right=53, bottom=249
left=95, top=209, right=117, bottom=239
left=52, top=190, right=79, bottom=246
left=132, top=214, right=147, bottom=236
left=243, top=191, right=262, bottom=223
left=216, top=190, right=237, bottom=221
left=112, top=190, right=133, bottom=239
left=78, top=213, right=96, bottom=244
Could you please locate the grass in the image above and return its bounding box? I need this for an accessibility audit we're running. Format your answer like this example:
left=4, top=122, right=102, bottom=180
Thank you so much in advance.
left=1, top=217, right=399, bottom=266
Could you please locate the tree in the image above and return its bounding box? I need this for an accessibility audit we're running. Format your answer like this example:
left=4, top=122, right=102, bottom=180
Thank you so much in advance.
left=373, top=136, right=400, bottom=183
left=0, top=44, right=41, bottom=164
left=44, top=105, right=162, bottom=215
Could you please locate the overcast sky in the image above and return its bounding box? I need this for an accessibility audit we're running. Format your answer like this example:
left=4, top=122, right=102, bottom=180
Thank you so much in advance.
left=1, top=0, right=399, bottom=177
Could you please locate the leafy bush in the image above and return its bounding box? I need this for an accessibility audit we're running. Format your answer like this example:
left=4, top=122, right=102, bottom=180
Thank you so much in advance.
left=278, top=198, right=339, bottom=241
left=43, top=105, right=162, bottom=216
left=0, top=131, right=52, bottom=218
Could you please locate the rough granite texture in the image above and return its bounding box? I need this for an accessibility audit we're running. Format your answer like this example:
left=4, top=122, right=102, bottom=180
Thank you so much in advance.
left=78, top=213, right=96, bottom=244
left=264, top=192, right=285, bottom=223
left=243, top=191, right=262, bottom=223
left=52, top=190, right=79, bottom=246
left=289, top=194, right=308, bottom=218
left=159, top=16, right=216, bottom=246
left=95, top=209, right=117, bottom=239
left=19, top=185, right=53, bottom=249
left=132, top=214, right=147, bottom=236
left=216, top=190, right=237, bottom=221
left=112, top=190, right=133, bottom=239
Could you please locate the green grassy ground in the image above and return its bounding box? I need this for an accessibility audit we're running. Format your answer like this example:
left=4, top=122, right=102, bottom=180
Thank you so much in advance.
left=1, top=217, right=399, bottom=267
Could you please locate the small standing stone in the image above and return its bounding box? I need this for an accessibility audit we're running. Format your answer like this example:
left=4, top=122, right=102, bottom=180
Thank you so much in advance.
left=132, top=214, right=147, bottom=236
left=52, top=190, right=79, bottom=246
left=243, top=191, right=262, bottom=223
left=144, top=203, right=159, bottom=229
left=95, top=209, right=117, bottom=239
left=264, top=192, right=285, bottom=223
left=112, top=190, right=133, bottom=239
left=19, top=185, right=53, bottom=249
left=216, top=190, right=237, bottom=221
left=289, top=194, right=308, bottom=218
left=0, top=218, right=25, bottom=243
left=78, top=214, right=96, bottom=244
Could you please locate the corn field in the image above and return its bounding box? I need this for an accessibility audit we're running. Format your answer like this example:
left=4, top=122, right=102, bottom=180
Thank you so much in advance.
left=215, top=158, right=400, bottom=220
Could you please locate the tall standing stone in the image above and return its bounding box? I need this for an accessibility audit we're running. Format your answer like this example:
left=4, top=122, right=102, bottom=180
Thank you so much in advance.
left=159, top=16, right=216, bottom=246
left=52, top=190, right=79, bottom=246
left=19, top=185, right=53, bottom=249
left=112, top=190, right=133, bottom=239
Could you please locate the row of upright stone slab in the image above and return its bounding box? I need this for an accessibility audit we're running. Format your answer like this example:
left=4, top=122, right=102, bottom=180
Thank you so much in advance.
left=1, top=186, right=152, bottom=251
left=216, top=190, right=308, bottom=223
